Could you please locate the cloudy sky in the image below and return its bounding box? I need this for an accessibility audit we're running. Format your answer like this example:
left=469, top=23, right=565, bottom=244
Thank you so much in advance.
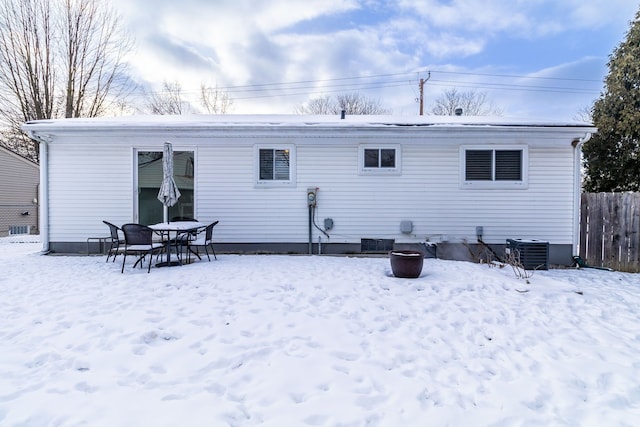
left=111, top=0, right=638, bottom=120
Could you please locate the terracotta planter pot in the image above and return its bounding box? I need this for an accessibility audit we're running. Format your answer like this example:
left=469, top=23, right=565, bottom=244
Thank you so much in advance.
left=389, top=250, right=424, bottom=278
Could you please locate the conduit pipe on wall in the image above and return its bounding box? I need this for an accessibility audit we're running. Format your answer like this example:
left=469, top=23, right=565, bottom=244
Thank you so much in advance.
left=25, top=131, right=51, bottom=254
left=308, top=205, right=313, bottom=254
left=573, top=132, right=592, bottom=257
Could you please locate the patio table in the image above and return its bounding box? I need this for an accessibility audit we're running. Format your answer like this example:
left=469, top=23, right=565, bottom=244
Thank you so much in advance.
left=149, top=221, right=206, bottom=267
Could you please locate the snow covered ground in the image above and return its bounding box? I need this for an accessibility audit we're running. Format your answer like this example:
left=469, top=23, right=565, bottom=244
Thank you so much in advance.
left=1, top=236, right=639, bottom=426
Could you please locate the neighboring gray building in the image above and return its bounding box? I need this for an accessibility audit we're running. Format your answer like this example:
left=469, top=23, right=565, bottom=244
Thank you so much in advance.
left=0, top=145, right=39, bottom=237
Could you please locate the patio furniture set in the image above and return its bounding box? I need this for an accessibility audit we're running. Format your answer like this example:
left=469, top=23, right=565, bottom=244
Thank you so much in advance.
left=96, top=219, right=218, bottom=273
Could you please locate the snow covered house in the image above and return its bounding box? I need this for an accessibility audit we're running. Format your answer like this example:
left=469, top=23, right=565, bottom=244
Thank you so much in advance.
left=0, top=145, right=39, bottom=237
left=22, top=114, right=595, bottom=265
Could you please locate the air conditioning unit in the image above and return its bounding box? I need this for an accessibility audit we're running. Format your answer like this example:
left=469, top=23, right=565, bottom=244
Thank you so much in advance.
left=506, top=239, right=549, bottom=270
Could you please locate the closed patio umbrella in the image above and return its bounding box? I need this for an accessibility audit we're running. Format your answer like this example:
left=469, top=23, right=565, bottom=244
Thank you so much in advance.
left=157, top=141, right=181, bottom=223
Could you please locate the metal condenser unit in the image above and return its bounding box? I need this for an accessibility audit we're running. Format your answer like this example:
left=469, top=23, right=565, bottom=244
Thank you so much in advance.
left=506, top=239, right=549, bottom=270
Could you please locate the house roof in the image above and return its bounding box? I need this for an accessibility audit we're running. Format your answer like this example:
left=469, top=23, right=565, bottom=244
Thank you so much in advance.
left=0, top=144, right=39, bottom=168
left=22, top=114, right=595, bottom=131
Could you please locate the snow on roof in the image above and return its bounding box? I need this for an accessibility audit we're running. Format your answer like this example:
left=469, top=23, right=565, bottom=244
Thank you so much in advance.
left=22, top=114, right=595, bottom=131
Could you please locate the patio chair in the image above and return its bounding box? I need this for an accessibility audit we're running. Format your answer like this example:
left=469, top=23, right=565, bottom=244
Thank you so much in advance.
left=103, top=221, right=123, bottom=263
left=170, top=217, right=199, bottom=260
left=186, top=221, right=219, bottom=262
left=120, top=223, right=165, bottom=273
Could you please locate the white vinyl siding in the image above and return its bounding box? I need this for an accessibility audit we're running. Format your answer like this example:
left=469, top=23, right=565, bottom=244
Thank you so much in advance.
left=47, top=139, right=133, bottom=243
left=199, top=142, right=572, bottom=245
left=35, top=121, right=585, bottom=248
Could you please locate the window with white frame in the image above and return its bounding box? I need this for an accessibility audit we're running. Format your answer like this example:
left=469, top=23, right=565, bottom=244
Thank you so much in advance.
left=359, top=144, right=401, bottom=175
left=461, top=146, right=527, bottom=188
left=255, top=145, right=296, bottom=186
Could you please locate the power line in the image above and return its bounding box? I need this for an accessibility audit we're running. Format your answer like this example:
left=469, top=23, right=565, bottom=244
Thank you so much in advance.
left=428, top=69, right=602, bottom=83
left=215, top=69, right=603, bottom=92
left=427, top=78, right=598, bottom=95
left=215, top=71, right=417, bottom=91
left=210, top=69, right=602, bottom=94
left=220, top=78, right=414, bottom=95
left=229, top=81, right=413, bottom=101
left=134, top=68, right=603, bottom=101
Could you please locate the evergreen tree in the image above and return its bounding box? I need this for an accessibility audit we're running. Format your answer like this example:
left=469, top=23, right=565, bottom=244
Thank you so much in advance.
left=583, top=8, right=640, bottom=192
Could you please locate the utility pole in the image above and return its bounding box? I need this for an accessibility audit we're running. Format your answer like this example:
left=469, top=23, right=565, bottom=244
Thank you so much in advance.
left=419, top=78, right=425, bottom=115
left=418, top=71, right=431, bottom=116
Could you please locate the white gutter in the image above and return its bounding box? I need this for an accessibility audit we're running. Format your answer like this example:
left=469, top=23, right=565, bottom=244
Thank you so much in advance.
left=24, top=131, right=51, bottom=254
left=572, top=133, right=592, bottom=256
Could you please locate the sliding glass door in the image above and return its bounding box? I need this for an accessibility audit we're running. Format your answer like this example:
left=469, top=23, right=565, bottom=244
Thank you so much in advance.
left=137, top=150, right=194, bottom=225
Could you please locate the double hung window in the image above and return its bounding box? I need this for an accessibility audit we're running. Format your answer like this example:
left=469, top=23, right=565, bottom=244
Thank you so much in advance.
left=359, top=145, right=401, bottom=175
left=255, top=145, right=296, bottom=186
left=461, top=146, right=527, bottom=188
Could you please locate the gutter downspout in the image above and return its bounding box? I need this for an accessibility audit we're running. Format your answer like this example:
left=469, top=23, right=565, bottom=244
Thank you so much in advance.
left=572, top=133, right=592, bottom=257
left=25, top=131, right=51, bottom=254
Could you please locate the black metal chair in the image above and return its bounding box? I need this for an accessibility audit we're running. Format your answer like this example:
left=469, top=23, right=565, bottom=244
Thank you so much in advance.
left=186, top=221, right=219, bottom=262
left=120, top=223, right=165, bottom=273
left=103, top=221, right=123, bottom=263
left=170, top=217, right=198, bottom=260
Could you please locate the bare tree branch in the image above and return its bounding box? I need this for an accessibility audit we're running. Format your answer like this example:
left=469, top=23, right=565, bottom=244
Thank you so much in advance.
left=295, top=95, right=333, bottom=114
left=0, top=0, right=134, bottom=161
left=199, top=83, right=233, bottom=114
left=0, top=0, right=55, bottom=123
left=573, top=105, right=593, bottom=123
left=430, top=88, right=503, bottom=116
left=296, top=92, right=391, bottom=115
left=61, top=0, right=132, bottom=118
left=145, top=80, right=193, bottom=115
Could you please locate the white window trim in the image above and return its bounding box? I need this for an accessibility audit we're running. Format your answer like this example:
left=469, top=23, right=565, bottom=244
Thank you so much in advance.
left=358, top=144, right=402, bottom=175
left=254, top=144, right=296, bottom=187
left=460, top=145, right=528, bottom=189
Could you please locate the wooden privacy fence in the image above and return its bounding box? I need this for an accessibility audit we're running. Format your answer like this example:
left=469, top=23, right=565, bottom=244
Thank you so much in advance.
left=580, top=192, right=640, bottom=272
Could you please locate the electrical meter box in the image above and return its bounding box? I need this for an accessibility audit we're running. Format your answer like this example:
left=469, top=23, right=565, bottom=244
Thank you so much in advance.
left=307, top=187, right=317, bottom=207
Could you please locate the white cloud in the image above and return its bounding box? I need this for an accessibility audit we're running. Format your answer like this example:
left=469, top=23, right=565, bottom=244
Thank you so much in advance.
left=396, top=0, right=638, bottom=38
left=480, top=58, right=605, bottom=119
left=115, top=0, right=363, bottom=85
left=396, top=0, right=534, bottom=34
left=564, top=0, right=638, bottom=29
left=252, top=0, right=361, bottom=31
left=109, top=0, right=633, bottom=117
